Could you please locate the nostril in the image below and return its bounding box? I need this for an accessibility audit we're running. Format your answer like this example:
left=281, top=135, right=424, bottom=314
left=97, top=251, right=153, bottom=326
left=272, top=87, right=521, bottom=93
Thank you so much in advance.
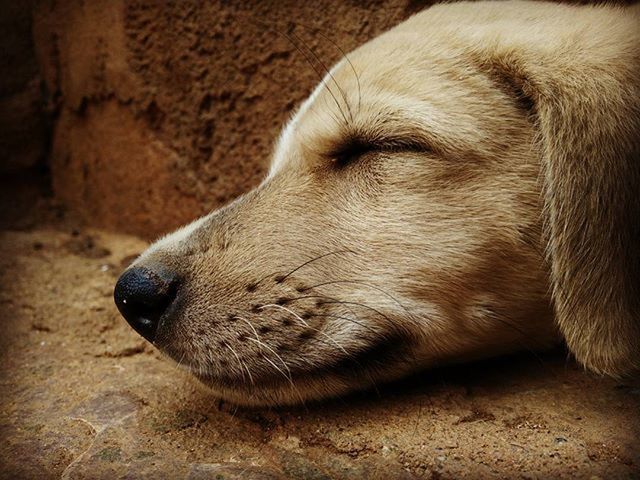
left=113, top=266, right=178, bottom=343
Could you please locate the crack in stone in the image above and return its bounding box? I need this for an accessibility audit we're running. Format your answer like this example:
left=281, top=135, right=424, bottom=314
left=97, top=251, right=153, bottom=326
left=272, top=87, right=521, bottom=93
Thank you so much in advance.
left=60, top=412, right=136, bottom=479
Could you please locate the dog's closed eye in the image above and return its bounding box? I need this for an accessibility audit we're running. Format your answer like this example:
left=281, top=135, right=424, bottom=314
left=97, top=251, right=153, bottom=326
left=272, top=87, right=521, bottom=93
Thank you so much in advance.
left=331, top=138, right=375, bottom=168
left=330, top=133, right=434, bottom=168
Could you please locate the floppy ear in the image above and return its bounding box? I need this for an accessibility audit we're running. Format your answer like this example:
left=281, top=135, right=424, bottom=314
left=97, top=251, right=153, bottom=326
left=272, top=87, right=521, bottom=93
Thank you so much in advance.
left=481, top=13, right=640, bottom=377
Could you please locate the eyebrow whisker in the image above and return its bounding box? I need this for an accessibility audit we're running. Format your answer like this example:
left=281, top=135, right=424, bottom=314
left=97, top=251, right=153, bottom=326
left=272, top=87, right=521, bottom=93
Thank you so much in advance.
left=288, top=26, right=354, bottom=125
left=289, top=21, right=363, bottom=119
left=249, top=18, right=350, bottom=127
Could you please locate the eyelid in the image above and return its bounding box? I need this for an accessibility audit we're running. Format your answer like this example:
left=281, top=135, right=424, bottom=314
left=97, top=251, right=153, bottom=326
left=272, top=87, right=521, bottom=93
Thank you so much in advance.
left=330, top=136, right=432, bottom=164
left=373, top=136, right=434, bottom=153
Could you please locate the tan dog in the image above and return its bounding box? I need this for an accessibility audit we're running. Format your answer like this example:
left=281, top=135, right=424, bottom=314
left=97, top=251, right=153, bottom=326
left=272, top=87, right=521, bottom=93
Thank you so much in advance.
left=114, top=0, right=640, bottom=406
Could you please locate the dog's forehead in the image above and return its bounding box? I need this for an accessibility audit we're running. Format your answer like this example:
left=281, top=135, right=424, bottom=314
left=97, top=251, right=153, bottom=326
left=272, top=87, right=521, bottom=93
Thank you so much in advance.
left=267, top=65, right=334, bottom=178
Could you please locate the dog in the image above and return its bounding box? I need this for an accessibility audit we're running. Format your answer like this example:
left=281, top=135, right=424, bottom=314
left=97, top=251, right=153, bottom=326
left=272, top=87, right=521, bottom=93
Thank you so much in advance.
left=114, top=0, right=640, bottom=406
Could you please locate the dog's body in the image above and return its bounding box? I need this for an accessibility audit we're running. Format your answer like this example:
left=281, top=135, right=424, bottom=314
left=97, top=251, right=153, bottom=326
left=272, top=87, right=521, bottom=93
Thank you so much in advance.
left=115, top=1, right=640, bottom=406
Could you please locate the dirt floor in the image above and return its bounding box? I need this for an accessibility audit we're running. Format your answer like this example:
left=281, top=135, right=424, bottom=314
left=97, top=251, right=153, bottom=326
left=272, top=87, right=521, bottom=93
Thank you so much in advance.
left=1, top=215, right=639, bottom=479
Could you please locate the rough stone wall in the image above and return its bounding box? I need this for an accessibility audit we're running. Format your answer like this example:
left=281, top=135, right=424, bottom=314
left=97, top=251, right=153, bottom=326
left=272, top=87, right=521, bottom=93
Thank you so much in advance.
left=0, top=0, right=48, bottom=173
left=32, top=0, right=429, bottom=238
left=0, top=0, right=52, bottom=231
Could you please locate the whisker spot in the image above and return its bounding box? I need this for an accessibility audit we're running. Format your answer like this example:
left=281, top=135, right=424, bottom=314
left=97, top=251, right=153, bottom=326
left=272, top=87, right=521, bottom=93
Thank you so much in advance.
left=298, top=330, right=315, bottom=340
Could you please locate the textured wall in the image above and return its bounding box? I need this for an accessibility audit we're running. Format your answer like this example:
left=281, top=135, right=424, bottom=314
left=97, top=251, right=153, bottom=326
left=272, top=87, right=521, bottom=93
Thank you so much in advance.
left=32, top=0, right=429, bottom=238
left=0, top=1, right=51, bottom=231
left=0, top=0, right=48, bottom=173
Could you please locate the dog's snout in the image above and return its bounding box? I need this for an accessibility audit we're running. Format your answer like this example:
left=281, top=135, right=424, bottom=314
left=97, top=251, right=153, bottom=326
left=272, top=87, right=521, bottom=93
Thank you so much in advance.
left=114, top=266, right=178, bottom=343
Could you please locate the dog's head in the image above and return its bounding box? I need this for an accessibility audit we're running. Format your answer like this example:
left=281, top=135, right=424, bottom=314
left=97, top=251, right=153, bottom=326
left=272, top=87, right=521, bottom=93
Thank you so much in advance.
left=114, top=2, right=640, bottom=406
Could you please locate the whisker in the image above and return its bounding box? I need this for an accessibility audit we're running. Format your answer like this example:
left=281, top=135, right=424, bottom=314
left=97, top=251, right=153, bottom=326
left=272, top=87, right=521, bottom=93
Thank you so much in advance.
left=260, top=303, right=309, bottom=326
left=321, top=95, right=344, bottom=127
left=289, top=294, right=395, bottom=326
left=322, top=299, right=395, bottom=325
left=249, top=18, right=350, bottom=126
left=288, top=26, right=354, bottom=124
left=276, top=249, right=356, bottom=283
left=251, top=249, right=355, bottom=289
left=225, top=342, right=253, bottom=385
left=260, top=307, right=379, bottom=390
left=173, top=351, right=187, bottom=372
left=258, top=351, right=292, bottom=383
left=236, top=314, right=293, bottom=378
left=260, top=304, right=350, bottom=356
left=289, top=21, right=362, bottom=118
left=307, top=312, right=378, bottom=336
left=236, top=315, right=260, bottom=340
left=244, top=332, right=293, bottom=380
left=244, top=336, right=307, bottom=406
left=302, top=279, right=411, bottom=314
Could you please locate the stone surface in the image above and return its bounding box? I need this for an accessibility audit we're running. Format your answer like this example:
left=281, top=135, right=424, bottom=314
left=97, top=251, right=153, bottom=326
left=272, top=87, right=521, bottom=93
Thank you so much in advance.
left=0, top=225, right=639, bottom=479
left=31, top=0, right=432, bottom=238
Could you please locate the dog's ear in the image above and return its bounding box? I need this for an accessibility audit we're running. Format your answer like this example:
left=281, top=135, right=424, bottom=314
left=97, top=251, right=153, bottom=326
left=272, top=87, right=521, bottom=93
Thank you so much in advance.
left=480, top=25, right=640, bottom=376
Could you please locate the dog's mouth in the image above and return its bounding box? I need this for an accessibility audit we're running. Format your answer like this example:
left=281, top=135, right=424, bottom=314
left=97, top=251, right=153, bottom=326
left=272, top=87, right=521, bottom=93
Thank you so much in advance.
left=158, top=319, right=412, bottom=405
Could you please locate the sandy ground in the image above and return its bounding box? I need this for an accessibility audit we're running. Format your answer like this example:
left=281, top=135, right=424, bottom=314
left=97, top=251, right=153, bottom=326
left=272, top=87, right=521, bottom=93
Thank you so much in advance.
left=0, top=224, right=639, bottom=479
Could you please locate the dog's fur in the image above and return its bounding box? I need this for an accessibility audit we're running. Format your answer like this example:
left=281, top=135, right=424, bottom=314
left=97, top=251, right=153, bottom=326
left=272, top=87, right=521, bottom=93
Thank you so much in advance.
left=128, top=0, right=640, bottom=406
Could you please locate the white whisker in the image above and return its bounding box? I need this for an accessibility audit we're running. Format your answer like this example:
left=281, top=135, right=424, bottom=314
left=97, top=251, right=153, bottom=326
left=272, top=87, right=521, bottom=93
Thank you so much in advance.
left=225, top=342, right=253, bottom=385
left=260, top=304, right=310, bottom=326
left=261, top=304, right=349, bottom=356
left=245, top=337, right=292, bottom=379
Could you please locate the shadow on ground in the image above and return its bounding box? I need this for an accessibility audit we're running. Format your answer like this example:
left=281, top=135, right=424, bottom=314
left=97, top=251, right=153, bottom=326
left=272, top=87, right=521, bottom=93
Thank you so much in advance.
left=1, top=226, right=638, bottom=479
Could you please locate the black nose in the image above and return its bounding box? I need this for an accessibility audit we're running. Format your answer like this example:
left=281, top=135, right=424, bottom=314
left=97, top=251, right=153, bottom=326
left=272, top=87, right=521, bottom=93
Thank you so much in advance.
left=113, top=266, right=178, bottom=343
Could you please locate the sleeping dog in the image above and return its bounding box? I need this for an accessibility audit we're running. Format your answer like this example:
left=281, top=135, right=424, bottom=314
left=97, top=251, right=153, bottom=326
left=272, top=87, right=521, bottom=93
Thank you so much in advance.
left=114, top=0, right=640, bottom=406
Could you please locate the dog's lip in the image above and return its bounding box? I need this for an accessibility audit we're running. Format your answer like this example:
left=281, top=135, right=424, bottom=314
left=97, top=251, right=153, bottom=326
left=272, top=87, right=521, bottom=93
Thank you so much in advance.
left=162, top=347, right=332, bottom=391
left=183, top=332, right=409, bottom=393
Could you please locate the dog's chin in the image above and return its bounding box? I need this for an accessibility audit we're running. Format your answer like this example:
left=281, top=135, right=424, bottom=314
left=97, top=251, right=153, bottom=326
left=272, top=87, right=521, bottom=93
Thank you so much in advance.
left=167, top=353, right=368, bottom=407
left=152, top=346, right=335, bottom=406
left=165, top=340, right=416, bottom=407
left=192, top=372, right=322, bottom=407
left=193, top=372, right=396, bottom=408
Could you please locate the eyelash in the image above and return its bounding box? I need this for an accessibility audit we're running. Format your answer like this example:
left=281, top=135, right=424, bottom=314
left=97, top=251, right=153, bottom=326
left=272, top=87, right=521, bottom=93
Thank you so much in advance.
left=330, top=136, right=431, bottom=168
left=331, top=141, right=375, bottom=168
